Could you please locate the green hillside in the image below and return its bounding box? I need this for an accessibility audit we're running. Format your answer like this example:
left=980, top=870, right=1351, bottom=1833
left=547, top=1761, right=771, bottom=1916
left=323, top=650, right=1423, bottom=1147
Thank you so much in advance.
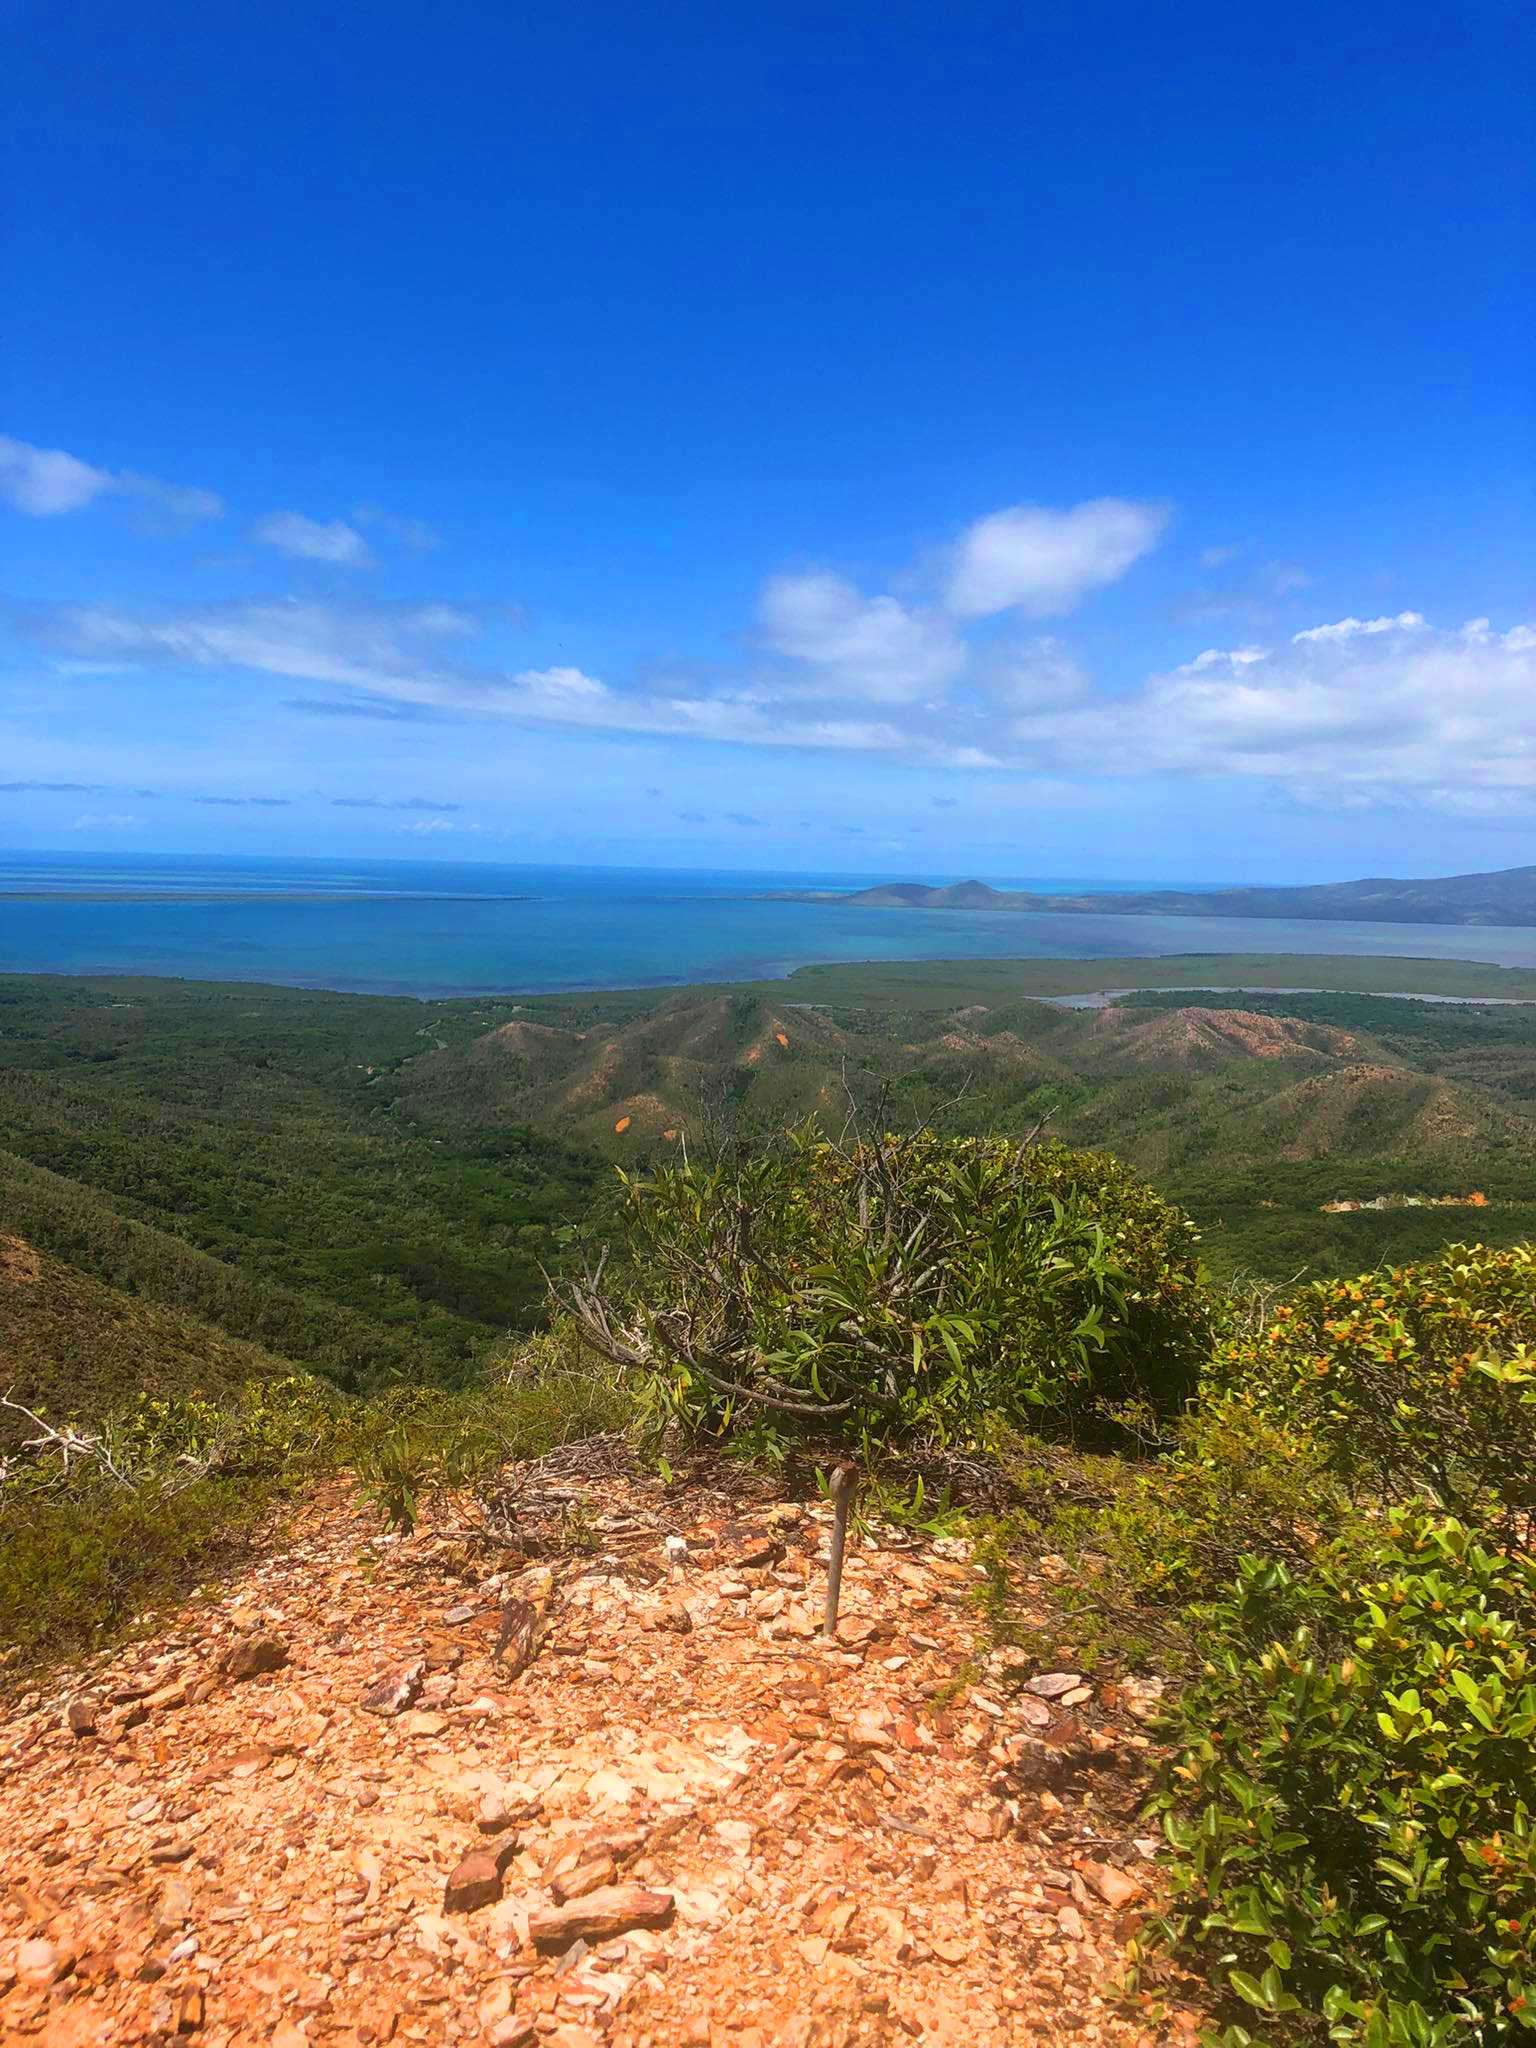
left=0, top=975, right=611, bottom=1397
left=0, top=1232, right=300, bottom=1447
left=3, top=961, right=1533, bottom=1434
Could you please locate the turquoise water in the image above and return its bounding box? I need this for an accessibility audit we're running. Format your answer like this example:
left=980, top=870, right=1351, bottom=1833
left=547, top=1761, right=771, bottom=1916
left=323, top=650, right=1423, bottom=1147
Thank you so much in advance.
left=2, top=854, right=1534, bottom=997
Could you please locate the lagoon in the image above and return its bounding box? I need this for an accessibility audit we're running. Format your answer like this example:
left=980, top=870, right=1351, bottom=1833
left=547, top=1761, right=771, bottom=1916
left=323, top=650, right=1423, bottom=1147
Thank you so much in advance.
left=3, top=853, right=1536, bottom=998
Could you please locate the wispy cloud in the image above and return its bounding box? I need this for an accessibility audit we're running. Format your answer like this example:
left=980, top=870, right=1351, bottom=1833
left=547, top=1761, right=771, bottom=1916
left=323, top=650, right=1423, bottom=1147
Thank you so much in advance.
left=3, top=778, right=112, bottom=794
left=397, top=815, right=483, bottom=837
left=192, top=794, right=293, bottom=807
left=1292, top=611, right=1425, bottom=644
left=759, top=572, right=965, bottom=702
left=29, top=593, right=1535, bottom=810
left=331, top=795, right=462, bottom=812
left=0, top=433, right=222, bottom=524
left=352, top=504, right=439, bottom=551
left=943, top=498, right=1168, bottom=618
left=251, top=511, right=374, bottom=566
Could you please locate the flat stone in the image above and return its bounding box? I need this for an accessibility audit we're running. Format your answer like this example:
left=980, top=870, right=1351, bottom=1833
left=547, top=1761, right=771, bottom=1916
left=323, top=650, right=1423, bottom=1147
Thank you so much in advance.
left=549, top=1853, right=617, bottom=1904
left=142, top=1679, right=190, bottom=1712
left=443, top=1850, right=504, bottom=1913
left=846, top=1709, right=894, bottom=1750
left=1081, top=1860, right=1142, bottom=1909
left=529, top=1884, right=674, bottom=1946
left=1026, top=1671, right=1084, bottom=1699
left=476, top=1791, right=516, bottom=1834
left=16, top=1938, right=64, bottom=1990
left=401, top=1710, right=449, bottom=1738
left=155, top=1876, right=193, bottom=1932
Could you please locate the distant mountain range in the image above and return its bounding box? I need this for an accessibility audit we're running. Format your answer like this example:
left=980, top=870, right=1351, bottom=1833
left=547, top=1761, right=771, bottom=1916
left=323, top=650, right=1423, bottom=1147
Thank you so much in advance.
left=774, top=864, right=1536, bottom=927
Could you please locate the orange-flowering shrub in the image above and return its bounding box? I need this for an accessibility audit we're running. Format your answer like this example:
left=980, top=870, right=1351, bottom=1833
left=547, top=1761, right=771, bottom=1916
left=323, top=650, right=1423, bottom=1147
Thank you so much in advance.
left=1214, top=1244, right=1536, bottom=1542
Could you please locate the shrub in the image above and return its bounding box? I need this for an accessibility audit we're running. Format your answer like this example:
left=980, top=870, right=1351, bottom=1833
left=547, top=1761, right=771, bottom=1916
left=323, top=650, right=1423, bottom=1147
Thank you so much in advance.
left=980, top=1385, right=1339, bottom=1673
left=1217, top=1244, right=1536, bottom=1541
left=562, top=1129, right=1215, bottom=1451
left=1148, top=1510, right=1536, bottom=2047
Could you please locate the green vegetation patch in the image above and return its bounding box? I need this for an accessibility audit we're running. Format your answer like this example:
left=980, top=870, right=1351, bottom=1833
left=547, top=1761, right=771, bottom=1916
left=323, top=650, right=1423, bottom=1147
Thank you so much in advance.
left=561, top=1130, right=1215, bottom=1453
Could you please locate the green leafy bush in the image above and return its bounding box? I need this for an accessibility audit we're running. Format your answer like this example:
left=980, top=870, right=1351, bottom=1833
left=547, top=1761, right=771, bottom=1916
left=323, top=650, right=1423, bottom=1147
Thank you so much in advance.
left=1149, top=1510, right=1536, bottom=2047
left=563, top=1129, right=1214, bottom=1450
left=1218, top=1244, right=1536, bottom=1539
left=0, top=1473, right=275, bottom=1669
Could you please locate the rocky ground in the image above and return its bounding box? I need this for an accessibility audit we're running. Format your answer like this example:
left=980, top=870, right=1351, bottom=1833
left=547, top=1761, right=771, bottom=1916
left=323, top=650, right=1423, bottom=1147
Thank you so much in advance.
left=0, top=1445, right=1199, bottom=2047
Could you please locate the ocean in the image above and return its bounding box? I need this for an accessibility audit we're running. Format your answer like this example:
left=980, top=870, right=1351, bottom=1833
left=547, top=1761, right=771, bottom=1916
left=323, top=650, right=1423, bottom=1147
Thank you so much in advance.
left=2, top=853, right=1535, bottom=998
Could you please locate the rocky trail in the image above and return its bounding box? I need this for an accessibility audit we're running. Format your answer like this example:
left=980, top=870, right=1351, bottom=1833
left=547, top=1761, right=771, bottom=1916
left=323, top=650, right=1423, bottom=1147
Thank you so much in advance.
left=0, top=1446, right=1195, bottom=2047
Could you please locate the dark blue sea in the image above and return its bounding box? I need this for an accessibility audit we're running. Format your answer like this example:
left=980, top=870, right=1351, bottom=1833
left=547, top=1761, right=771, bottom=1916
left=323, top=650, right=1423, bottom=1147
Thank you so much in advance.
left=2, top=853, right=1534, bottom=997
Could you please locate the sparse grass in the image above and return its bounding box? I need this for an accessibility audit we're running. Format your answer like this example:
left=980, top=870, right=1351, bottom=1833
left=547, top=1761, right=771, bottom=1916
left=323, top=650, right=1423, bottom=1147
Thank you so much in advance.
left=0, top=1329, right=632, bottom=1674
left=0, top=1472, right=280, bottom=1673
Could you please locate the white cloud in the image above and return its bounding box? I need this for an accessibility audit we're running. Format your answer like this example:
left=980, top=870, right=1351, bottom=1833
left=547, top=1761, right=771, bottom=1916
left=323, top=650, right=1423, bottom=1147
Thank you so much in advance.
left=252, top=511, right=374, bottom=566
left=1023, top=615, right=1535, bottom=805
left=944, top=498, right=1168, bottom=618
left=0, top=433, right=223, bottom=522
left=0, top=436, right=109, bottom=515
left=1200, top=543, right=1242, bottom=569
left=29, top=578, right=1530, bottom=817
left=759, top=571, right=964, bottom=701
left=32, top=598, right=928, bottom=756
left=1292, top=611, right=1426, bottom=644
left=69, top=811, right=140, bottom=831
left=1185, top=645, right=1270, bottom=670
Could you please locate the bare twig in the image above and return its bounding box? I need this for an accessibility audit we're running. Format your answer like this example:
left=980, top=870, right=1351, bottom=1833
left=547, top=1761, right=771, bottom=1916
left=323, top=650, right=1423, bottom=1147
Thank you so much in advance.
left=0, top=1392, right=133, bottom=1487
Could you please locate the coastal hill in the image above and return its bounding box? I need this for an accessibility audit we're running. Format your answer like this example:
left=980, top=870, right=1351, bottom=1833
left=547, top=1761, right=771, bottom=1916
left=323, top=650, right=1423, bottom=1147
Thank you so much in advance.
left=780, top=862, right=1536, bottom=926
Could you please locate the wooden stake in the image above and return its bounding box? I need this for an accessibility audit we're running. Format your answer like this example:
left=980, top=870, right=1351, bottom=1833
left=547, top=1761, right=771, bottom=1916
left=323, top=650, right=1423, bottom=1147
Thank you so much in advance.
left=822, top=1458, right=858, bottom=1638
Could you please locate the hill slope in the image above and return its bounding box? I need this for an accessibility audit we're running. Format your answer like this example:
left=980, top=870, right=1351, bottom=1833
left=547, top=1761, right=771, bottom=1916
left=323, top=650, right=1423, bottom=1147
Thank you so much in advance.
left=0, top=1233, right=300, bottom=1445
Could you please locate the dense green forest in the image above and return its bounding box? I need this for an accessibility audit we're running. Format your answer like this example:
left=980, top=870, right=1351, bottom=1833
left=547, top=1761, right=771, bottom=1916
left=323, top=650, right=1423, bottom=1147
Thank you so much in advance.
left=0, top=975, right=609, bottom=1405
left=3, top=967, right=1534, bottom=1425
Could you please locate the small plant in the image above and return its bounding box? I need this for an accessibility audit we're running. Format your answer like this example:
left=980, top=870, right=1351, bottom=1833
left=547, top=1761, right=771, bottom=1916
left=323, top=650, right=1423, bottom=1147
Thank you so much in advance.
left=347, top=1323, right=628, bottom=1538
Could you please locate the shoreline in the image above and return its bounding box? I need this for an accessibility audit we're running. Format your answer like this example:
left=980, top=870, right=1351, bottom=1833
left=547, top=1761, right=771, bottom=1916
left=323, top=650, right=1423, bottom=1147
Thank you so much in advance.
left=4, top=952, right=1536, bottom=1007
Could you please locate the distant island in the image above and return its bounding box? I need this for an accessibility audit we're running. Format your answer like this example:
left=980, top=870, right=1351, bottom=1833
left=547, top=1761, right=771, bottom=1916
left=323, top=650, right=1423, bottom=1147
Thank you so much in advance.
left=768, top=863, right=1536, bottom=928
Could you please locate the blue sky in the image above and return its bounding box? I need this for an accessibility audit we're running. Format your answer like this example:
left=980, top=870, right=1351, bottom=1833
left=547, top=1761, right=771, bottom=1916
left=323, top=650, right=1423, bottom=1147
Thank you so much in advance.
left=2, top=0, right=1532, bottom=882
